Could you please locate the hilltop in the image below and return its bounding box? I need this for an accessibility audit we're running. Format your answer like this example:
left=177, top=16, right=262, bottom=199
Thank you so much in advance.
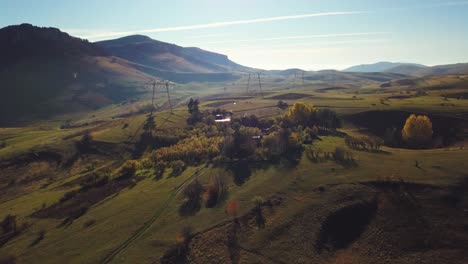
left=96, top=35, right=251, bottom=74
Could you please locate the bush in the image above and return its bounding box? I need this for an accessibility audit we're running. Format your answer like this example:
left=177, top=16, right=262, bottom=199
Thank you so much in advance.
left=401, top=114, right=433, bottom=148
left=204, top=176, right=228, bottom=208
left=160, top=226, right=194, bottom=264
left=83, top=219, right=96, bottom=228
left=277, top=100, right=288, bottom=109
left=59, top=190, right=78, bottom=203
left=179, top=180, right=204, bottom=216
left=113, top=160, right=138, bottom=180
left=75, top=131, right=93, bottom=153
left=169, top=160, right=186, bottom=176
left=345, top=135, right=383, bottom=151
left=29, top=230, right=45, bottom=247
left=333, top=147, right=356, bottom=167
left=1, top=215, right=17, bottom=234
left=226, top=200, right=240, bottom=219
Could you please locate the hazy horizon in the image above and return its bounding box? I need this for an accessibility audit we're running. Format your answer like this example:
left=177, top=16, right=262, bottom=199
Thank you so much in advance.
left=2, top=0, right=468, bottom=70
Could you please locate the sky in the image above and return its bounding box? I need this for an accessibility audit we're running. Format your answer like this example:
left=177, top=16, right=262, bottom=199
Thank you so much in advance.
left=1, top=0, right=468, bottom=70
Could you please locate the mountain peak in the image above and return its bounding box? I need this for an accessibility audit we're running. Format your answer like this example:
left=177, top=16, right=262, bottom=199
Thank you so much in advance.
left=0, top=24, right=105, bottom=67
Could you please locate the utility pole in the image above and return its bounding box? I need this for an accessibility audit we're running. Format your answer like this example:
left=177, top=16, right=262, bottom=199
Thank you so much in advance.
left=257, top=72, right=263, bottom=98
left=246, top=73, right=251, bottom=93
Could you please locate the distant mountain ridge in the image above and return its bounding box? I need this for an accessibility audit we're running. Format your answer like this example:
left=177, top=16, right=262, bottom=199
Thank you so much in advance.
left=0, top=23, right=106, bottom=68
left=96, top=35, right=251, bottom=74
left=384, top=63, right=468, bottom=77
left=344, top=61, right=468, bottom=77
left=343, top=62, right=426, bottom=73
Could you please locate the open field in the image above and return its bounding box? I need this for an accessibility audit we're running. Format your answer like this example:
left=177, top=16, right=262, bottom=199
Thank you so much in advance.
left=1, top=72, right=468, bottom=264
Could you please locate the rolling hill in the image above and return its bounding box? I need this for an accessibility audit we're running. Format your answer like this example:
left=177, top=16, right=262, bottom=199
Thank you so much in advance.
left=385, top=63, right=468, bottom=77
left=0, top=24, right=154, bottom=125
left=343, top=62, right=426, bottom=73
left=96, top=35, right=251, bottom=74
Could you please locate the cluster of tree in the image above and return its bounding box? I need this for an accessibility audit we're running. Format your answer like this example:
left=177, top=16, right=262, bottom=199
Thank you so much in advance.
left=152, top=134, right=223, bottom=164
left=401, top=114, right=433, bottom=148
left=345, top=135, right=383, bottom=151
left=187, top=98, right=203, bottom=125
left=260, top=128, right=303, bottom=163
left=179, top=176, right=228, bottom=216
left=282, top=102, right=342, bottom=129
left=234, top=114, right=274, bottom=129
left=306, top=146, right=356, bottom=167
left=224, top=126, right=261, bottom=160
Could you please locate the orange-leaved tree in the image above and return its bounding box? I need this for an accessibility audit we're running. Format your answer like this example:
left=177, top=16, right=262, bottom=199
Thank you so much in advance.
left=401, top=114, right=433, bottom=147
left=226, top=200, right=240, bottom=220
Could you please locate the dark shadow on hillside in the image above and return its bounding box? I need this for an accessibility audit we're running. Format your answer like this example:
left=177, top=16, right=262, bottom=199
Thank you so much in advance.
left=227, top=161, right=252, bottom=186
left=315, top=198, right=377, bottom=253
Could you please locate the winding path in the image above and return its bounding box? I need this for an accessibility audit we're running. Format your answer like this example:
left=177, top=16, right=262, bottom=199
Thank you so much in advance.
left=100, top=167, right=208, bottom=264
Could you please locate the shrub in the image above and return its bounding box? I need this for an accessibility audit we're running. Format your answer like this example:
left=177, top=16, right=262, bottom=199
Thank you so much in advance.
left=401, top=114, right=433, bottom=148
left=75, top=131, right=93, bottom=153
left=169, top=160, right=186, bottom=176
left=154, top=161, right=167, bottom=179
left=29, top=230, right=45, bottom=247
left=59, top=190, right=78, bottom=203
left=226, top=200, right=240, bottom=219
left=204, top=176, right=228, bottom=208
left=113, top=160, right=139, bottom=179
left=83, top=219, right=96, bottom=228
left=1, top=215, right=17, bottom=234
left=345, top=135, right=383, bottom=151
left=179, top=180, right=204, bottom=216
left=277, top=100, right=289, bottom=109
left=160, top=226, right=193, bottom=264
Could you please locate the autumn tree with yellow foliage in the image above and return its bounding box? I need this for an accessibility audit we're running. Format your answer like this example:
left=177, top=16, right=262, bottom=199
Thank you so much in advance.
left=283, top=102, right=314, bottom=126
left=401, top=114, right=433, bottom=148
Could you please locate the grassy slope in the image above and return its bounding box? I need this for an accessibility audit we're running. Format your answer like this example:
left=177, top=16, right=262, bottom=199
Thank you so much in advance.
left=1, top=73, right=467, bottom=263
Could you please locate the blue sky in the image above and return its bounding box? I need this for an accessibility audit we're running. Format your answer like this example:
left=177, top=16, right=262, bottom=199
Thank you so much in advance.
left=1, top=0, right=468, bottom=70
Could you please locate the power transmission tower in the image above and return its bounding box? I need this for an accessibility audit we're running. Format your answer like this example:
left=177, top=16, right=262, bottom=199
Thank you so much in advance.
left=246, top=73, right=251, bottom=93
left=151, top=79, right=156, bottom=114
left=165, top=81, right=173, bottom=112
left=302, top=71, right=305, bottom=85
left=257, top=72, right=263, bottom=98
left=293, top=72, right=297, bottom=89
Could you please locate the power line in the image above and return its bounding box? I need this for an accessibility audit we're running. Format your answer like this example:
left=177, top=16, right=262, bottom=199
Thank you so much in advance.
left=165, top=81, right=173, bottom=112
left=246, top=73, right=251, bottom=93
left=257, top=72, right=264, bottom=98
